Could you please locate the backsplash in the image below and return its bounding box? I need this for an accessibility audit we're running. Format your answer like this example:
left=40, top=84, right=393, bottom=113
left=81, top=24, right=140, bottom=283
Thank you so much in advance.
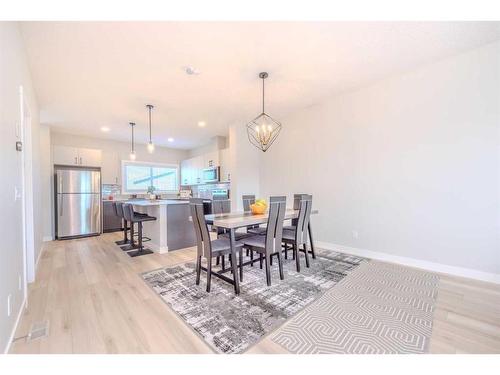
left=102, top=184, right=180, bottom=200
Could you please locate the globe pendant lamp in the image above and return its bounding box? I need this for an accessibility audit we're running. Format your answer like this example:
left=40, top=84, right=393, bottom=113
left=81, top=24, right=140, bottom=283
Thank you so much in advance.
left=146, top=104, right=155, bottom=153
left=246, top=72, right=282, bottom=152
left=129, top=122, right=137, bottom=160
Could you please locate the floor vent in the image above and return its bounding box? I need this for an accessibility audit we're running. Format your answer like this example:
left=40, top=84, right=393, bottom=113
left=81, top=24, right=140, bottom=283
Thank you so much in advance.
left=27, top=321, right=50, bottom=341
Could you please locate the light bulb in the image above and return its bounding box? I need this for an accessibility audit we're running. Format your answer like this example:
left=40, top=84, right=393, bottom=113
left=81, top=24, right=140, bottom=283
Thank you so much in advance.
left=268, top=125, right=272, bottom=131
left=129, top=151, right=136, bottom=160
left=255, top=125, right=260, bottom=133
left=147, top=142, right=155, bottom=153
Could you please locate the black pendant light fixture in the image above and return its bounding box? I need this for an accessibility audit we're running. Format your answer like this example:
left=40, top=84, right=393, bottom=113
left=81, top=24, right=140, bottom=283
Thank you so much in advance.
left=129, top=122, right=136, bottom=160
left=146, top=104, right=155, bottom=153
left=246, top=72, right=282, bottom=152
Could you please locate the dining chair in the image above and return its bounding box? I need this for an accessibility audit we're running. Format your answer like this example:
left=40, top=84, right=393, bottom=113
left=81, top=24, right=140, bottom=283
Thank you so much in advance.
left=242, top=196, right=286, bottom=286
left=242, top=194, right=267, bottom=235
left=282, top=194, right=313, bottom=272
left=190, top=198, right=243, bottom=294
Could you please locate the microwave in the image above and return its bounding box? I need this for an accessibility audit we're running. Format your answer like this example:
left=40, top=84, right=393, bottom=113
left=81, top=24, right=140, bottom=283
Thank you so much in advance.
left=202, top=167, right=220, bottom=183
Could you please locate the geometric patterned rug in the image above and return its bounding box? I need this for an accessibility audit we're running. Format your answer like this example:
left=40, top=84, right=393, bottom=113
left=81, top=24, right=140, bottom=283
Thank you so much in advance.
left=141, top=249, right=365, bottom=353
left=271, top=260, right=440, bottom=353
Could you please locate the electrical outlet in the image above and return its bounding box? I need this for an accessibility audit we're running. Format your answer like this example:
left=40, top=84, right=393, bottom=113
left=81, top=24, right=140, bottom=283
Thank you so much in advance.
left=352, top=230, right=359, bottom=239
left=7, top=294, right=12, bottom=317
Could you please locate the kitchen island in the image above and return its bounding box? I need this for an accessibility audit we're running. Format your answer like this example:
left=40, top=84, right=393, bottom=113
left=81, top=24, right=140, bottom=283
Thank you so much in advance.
left=129, top=199, right=196, bottom=253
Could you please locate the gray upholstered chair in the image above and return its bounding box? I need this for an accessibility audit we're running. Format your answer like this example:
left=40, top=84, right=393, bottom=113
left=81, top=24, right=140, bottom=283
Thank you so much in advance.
left=190, top=198, right=243, bottom=294
left=282, top=195, right=313, bottom=271
left=242, top=196, right=286, bottom=286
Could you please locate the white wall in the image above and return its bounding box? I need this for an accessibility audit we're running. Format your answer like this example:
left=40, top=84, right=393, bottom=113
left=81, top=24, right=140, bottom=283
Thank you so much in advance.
left=187, top=136, right=227, bottom=158
left=228, top=123, right=261, bottom=211
left=40, top=125, right=52, bottom=241
left=260, top=41, right=500, bottom=277
left=0, top=22, right=41, bottom=353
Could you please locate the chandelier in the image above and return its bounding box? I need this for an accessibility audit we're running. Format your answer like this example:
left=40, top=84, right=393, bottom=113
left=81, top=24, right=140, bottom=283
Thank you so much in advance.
left=246, top=72, right=282, bottom=152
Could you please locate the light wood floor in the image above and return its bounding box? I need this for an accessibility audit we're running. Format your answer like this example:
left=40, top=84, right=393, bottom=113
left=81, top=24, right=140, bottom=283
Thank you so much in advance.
left=10, top=233, right=500, bottom=354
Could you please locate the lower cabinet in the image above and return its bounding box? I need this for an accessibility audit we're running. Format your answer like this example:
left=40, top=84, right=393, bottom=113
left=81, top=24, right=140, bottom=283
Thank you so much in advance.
left=102, top=201, right=123, bottom=232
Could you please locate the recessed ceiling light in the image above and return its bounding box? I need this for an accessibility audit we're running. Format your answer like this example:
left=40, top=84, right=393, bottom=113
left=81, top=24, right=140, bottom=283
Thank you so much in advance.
left=100, top=126, right=110, bottom=132
left=167, top=137, right=174, bottom=142
left=198, top=121, right=206, bottom=128
left=184, top=66, right=200, bottom=75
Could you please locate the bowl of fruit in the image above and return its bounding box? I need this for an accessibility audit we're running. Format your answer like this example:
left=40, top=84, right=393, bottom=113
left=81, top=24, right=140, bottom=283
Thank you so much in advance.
left=250, top=199, right=267, bottom=214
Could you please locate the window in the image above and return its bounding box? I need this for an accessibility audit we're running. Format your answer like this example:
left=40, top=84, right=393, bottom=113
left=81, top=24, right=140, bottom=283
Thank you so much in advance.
left=122, top=161, right=179, bottom=194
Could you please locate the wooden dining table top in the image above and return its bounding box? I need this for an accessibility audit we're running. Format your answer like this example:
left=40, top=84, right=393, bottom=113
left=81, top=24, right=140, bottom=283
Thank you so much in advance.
left=204, top=208, right=319, bottom=229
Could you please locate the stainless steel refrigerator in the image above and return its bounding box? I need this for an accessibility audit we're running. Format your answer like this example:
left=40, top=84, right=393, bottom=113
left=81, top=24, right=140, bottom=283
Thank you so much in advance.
left=55, top=167, right=101, bottom=239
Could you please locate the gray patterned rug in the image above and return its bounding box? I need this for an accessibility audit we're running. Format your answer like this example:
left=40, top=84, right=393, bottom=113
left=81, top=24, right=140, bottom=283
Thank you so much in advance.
left=271, top=260, right=440, bottom=353
left=141, top=249, right=365, bottom=353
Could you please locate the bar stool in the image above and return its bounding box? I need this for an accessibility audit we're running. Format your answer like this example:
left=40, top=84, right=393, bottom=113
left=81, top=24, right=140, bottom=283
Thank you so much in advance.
left=122, top=203, right=156, bottom=257
left=114, top=202, right=130, bottom=246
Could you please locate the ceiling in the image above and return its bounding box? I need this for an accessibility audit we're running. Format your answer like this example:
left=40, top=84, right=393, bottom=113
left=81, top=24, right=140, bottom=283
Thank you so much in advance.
left=20, top=21, right=500, bottom=149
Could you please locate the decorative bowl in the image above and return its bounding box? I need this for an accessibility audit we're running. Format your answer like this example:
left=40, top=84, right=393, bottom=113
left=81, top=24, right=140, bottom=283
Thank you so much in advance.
left=250, top=203, right=267, bottom=215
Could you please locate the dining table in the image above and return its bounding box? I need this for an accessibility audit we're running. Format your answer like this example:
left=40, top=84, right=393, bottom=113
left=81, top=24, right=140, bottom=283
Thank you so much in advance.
left=204, top=208, right=318, bottom=294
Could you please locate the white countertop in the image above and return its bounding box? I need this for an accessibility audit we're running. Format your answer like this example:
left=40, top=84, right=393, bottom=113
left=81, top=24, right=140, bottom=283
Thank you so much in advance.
left=102, top=199, right=190, bottom=206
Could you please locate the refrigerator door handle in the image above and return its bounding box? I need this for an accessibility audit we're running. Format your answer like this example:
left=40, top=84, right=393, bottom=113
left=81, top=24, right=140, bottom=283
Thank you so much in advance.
left=59, top=194, right=63, bottom=217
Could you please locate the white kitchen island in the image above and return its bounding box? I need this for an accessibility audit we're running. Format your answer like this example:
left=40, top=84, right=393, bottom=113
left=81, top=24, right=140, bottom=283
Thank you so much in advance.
left=129, top=199, right=196, bottom=254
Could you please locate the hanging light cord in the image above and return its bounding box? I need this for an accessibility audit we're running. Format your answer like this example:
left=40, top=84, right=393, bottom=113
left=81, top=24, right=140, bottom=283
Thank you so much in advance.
left=262, top=76, right=265, bottom=114
left=130, top=123, right=135, bottom=152
left=147, top=105, right=153, bottom=143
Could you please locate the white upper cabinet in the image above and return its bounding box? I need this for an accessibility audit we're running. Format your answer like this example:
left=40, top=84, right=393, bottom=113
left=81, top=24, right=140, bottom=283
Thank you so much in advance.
left=101, top=150, right=119, bottom=184
left=203, top=151, right=219, bottom=169
left=53, top=145, right=102, bottom=167
left=180, top=150, right=225, bottom=186
left=78, top=147, right=102, bottom=167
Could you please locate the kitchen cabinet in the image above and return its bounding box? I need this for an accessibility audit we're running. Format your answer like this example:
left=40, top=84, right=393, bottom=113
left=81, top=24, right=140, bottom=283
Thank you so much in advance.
left=53, top=145, right=102, bottom=167
left=101, top=150, right=120, bottom=184
left=180, top=150, right=228, bottom=186
left=102, top=201, right=123, bottom=232
left=203, top=151, right=219, bottom=169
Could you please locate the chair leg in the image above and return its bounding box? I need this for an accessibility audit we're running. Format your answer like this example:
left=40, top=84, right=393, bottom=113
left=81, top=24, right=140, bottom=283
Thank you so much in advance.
left=270, top=254, right=273, bottom=266
left=206, top=257, right=212, bottom=292
left=246, top=248, right=249, bottom=257
left=265, top=254, right=272, bottom=286
left=123, top=219, right=128, bottom=242
left=229, top=254, right=233, bottom=274
left=195, top=255, right=202, bottom=285
left=277, top=251, right=284, bottom=280
left=239, top=248, right=243, bottom=282
left=308, top=222, right=317, bottom=259
left=250, top=249, right=254, bottom=267
left=304, top=244, right=310, bottom=268
left=221, top=255, right=225, bottom=271
left=216, top=256, right=220, bottom=266
left=259, top=253, right=263, bottom=269
left=292, top=244, right=296, bottom=260
left=284, top=243, right=288, bottom=259
left=294, top=244, right=301, bottom=272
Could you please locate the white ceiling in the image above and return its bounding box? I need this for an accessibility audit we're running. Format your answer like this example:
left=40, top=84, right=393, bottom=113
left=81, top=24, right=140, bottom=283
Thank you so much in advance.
left=20, top=21, right=500, bottom=149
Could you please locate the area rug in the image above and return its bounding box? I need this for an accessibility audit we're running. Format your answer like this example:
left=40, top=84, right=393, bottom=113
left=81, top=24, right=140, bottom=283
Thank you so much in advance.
left=271, top=260, right=440, bottom=354
left=141, top=249, right=365, bottom=353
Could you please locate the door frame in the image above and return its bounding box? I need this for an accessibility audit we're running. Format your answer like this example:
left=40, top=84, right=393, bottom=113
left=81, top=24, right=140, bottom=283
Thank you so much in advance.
left=19, top=85, right=35, bottom=292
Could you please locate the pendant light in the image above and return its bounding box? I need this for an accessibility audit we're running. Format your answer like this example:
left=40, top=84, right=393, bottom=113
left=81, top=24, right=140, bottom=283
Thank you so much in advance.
left=129, top=122, right=136, bottom=160
left=146, top=104, right=155, bottom=153
left=246, top=72, right=282, bottom=152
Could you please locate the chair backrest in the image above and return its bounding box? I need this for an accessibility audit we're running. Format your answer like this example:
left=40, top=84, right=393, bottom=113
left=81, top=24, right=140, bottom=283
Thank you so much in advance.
left=294, top=195, right=313, bottom=245
left=112, top=202, right=119, bottom=216
left=122, top=203, right=132, bottom=222
left=293, top=194, right=309, bottom=210
left=116, top=202, right=125, bottom=218
left=189, top=198, right=212, bottom=258
left=265, top=196, right=287, bottom=254
left=242, top=195, right=256, bottom=212
left=212, top=196, right=230, bottom=214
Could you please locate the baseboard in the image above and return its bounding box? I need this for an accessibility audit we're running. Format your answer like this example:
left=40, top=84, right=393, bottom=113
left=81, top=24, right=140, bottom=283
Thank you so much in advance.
left=316, top=241, right=500, bottom=285
left=3, top=296, right=26, bottom=354
left=42, top=235, right=53, bottom=242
